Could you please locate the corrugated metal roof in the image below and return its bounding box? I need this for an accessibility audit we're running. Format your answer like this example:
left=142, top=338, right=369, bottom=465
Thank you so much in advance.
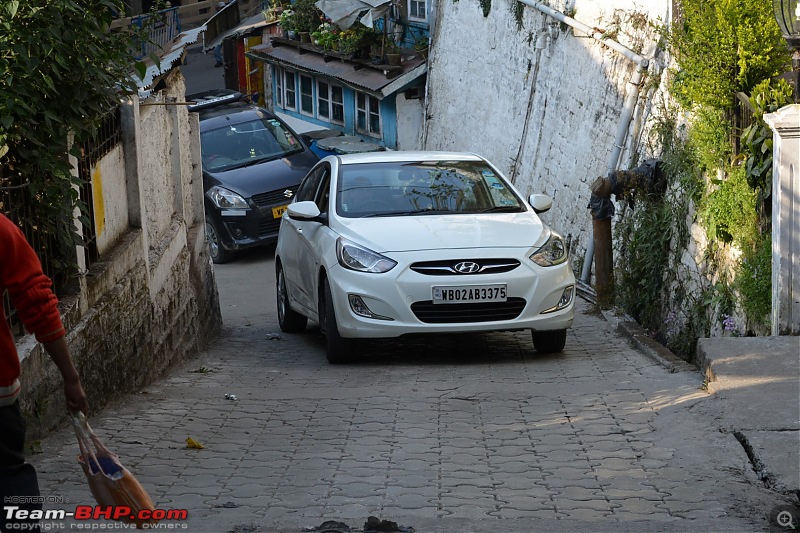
left=246, top=41, right=427, bottom=96
left=203, top=13, right=275, bottom=52
left=137, top=26, right=206, bottom=99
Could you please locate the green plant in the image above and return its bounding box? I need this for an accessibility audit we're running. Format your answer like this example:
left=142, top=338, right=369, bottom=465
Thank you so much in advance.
left=292, top=0, right=322, bottom=33
left=312, top=22, right=339, bottom=50
left=279, top=8, right=296, bottom=32
left=738, top=78, right=793, bottom=221
left=0, top=0, right=141, bottom=289
left=701, top=165, right=758, bottom=248
left=413, top=36, right=429, bottom=51
left=668, top=0, right=788, bottom=112
left=735, top=232, right=771, bottom=331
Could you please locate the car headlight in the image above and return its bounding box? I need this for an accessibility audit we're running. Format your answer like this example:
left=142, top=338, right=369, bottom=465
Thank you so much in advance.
left=530, top=231, right=568, bottom=267
left=336, top=237, right=397, bottom=273
left=206, top=186, right=249, bottom=209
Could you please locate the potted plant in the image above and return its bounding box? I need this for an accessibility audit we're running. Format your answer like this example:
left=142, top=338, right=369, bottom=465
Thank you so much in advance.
left=293, top=0, right=323, bottom=40
left=278, top=8, right=297, bottom=39
left=384, top=39, right=401, bottom=66
left=312, top=22, right=339, bottom=50
left=413, top=35, right=429, bottom=59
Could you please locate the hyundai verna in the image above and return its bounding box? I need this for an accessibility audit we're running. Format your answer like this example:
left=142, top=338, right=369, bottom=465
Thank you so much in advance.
left=275, top=151, right=575, bottom=363
left=189, top=90, right=319, bottom=263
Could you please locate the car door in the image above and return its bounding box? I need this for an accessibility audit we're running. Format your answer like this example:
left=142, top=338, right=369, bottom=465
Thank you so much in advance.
left=280, top=165, right=325, bottom=309
left=293, top=165, right=332, bottom=314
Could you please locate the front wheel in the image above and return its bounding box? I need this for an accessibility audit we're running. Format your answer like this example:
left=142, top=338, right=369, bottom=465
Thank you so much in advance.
left=532, top=329, right=567, bottom=354
left=205, top=216, right=233, bottom=264
left=321, top=278, right=355, bottom=364
left=276, top=263, right=307, bottom=333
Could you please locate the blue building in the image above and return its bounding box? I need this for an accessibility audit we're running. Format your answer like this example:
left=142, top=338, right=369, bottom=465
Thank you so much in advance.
left=246, top=2, right=432, bottom=150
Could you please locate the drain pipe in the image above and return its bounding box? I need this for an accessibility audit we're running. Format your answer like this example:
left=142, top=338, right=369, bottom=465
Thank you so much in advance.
left=516, top=0, right=650, bottom=289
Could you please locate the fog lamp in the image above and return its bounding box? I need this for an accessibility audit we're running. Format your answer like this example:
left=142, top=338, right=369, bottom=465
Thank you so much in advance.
left=348, top=295, right=393, bottom=321
left=541, top=286, right=574, bottom=314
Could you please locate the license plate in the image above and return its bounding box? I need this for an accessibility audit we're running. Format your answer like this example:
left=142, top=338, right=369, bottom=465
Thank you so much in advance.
left=272, top=205, right=288, bottom=219
left=432, top=284, right=507, bottom=304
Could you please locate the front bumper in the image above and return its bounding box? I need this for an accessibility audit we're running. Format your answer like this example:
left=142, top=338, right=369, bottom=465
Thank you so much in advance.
left=326, top=250, right=575, bottom=339
left=209, top=198, right=291, bottom=252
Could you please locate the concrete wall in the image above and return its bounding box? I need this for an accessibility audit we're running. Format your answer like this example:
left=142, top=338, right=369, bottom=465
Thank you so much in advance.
left=17, top=68, right=222, bottom=439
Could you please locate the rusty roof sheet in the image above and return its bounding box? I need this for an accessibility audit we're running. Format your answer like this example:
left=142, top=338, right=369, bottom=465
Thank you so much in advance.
left=137, top=26, right=206, bottom=99
left=246, top=41, right=426, bottom=96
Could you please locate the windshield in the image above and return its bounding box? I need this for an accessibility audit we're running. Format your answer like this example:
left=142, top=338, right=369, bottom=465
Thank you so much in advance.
left=200, top=117, right=302, bottom=172
left=336, top=160, right=526, bottom=218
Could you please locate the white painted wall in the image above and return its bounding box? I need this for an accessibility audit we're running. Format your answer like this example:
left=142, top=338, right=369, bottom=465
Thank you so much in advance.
left=93, top=146, right=129, bottom=255
left=396, top=91, right=424, bottom=150
left=423, top=0, right=671, bottom=255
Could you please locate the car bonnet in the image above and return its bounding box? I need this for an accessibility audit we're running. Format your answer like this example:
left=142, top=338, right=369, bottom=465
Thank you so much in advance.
left=335, top=212, right=547, bottom=253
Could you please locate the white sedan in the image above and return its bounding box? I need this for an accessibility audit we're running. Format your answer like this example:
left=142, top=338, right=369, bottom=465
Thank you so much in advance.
left=275, top=151, right=575, bottom=363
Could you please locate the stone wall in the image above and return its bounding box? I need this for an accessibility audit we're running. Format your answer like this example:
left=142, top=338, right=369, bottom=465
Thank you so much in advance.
left=17, top=68, right=222, bottom=439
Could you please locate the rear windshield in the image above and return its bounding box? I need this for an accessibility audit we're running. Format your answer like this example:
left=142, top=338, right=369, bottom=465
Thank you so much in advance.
left=336, top=160, right=526, bottom=218
left=200, top=118, right=302, bottom=172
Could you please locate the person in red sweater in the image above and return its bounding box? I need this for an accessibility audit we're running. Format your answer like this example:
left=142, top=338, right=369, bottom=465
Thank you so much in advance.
left=1, top=212, right=88, bottom=531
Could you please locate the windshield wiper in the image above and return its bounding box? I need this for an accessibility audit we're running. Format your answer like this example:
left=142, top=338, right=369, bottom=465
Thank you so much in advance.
left=225, top=154, right=281, bottom=170
left=362, top=210, right=452, bottom=218
left=481, top=205, right=523, bottom=213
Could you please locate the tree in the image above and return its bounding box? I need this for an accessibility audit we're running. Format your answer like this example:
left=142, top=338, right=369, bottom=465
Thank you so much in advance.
left=669, top=0, right=788, bottom=111
left=0, top=0, right=139, bottom=288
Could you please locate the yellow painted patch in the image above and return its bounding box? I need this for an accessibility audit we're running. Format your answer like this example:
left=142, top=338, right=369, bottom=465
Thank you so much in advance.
left=91, top=166, right=105, bottom=236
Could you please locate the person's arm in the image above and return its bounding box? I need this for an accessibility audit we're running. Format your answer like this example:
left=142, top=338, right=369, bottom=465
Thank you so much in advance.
left=42, top=336, right=88, bottom=414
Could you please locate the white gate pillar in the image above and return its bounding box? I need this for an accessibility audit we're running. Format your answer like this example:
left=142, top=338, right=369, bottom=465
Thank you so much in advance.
left=764, top=104, right=800, bottom=335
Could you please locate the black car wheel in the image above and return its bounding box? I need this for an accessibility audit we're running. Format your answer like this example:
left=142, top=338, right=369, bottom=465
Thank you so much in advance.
left=321, top=277, right=354, bottom=364
left=205, top=216, right=232, bottom=264
left=531, top=329, right=567, bottom=354
left=276, top=262, right=307, bottom=333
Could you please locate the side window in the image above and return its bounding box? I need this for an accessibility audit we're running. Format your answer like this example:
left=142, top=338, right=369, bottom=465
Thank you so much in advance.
left=408, top=0, right=427, bottom=21
left=315, top=167, right=331, bottom=213
left=284, top=70, right=296, bottom=110
left=295, top=166, right=324, bottom=202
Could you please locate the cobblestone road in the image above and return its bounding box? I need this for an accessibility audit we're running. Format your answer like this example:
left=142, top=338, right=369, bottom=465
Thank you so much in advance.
left=32, top=249, right=786, bottom=532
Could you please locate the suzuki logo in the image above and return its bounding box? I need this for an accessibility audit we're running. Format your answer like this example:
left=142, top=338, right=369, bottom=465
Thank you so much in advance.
left=283, top=189, right=294, bottom=198
left=454, top=261, right=481, bottom=274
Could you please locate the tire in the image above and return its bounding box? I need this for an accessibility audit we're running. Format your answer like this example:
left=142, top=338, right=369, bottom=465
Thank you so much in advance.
left=532, top=329, right=567, bottom=354
left=321, top=278, right=354, bottom=364
left=276, top=263, right=307, bottom=333
left=205, top=216, right=233, bottom=264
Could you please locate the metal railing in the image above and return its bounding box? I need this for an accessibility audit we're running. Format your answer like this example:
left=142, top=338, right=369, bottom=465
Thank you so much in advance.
left=128, top=6, right=182, bottom=58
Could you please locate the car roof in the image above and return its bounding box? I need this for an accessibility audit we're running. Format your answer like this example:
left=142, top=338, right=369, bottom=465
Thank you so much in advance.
left=186, top=89, right=279, bottom=131
left=196, top=104, right=278, bottom=131
left=334, top=151, right=485, bottom=165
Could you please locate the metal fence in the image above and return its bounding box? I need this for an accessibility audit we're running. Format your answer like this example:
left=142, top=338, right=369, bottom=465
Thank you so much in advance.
left=76, top=107, right=123, bottom=269
left=2, top=107, right=122, bottom=341
left=131, top=6, right=182, bottom=58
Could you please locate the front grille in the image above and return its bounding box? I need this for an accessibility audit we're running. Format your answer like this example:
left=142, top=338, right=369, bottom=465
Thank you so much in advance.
left=411, top=298, right=527, bottom=323
left=258, top=217, right=282, bottom=237
left=252, top=186, right=298, bottom=207
left=410, top=258, right=521, bottom=276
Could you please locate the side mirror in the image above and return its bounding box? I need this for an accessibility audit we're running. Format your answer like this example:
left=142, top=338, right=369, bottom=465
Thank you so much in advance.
left=529, top=193, right=553, bottom=214
left=287, top=201, right=322, bottom=220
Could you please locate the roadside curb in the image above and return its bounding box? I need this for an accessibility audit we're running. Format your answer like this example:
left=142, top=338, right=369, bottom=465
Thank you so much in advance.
left=601, top=310, right=697, bottom=373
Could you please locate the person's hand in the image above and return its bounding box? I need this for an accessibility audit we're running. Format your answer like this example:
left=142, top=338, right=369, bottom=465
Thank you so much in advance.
left=64, top=376, right=89, bottom=414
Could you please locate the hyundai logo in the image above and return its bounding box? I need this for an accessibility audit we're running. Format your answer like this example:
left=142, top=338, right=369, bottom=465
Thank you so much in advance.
left=454, top=261, right=481, bottom=274
left=283, top=189, right=294, bottom=198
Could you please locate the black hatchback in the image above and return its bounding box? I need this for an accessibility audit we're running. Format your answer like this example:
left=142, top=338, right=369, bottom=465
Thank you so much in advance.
left=188, top=90, right=319, bottom=263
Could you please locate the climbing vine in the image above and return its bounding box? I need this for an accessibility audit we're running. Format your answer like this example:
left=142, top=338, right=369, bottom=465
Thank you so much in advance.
left=615, top=0, right=790, bottom=355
